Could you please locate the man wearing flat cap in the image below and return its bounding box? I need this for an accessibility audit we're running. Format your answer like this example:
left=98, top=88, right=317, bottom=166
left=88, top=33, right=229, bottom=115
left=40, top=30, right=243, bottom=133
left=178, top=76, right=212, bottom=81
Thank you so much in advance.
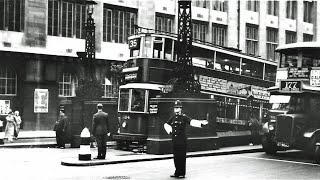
left=164, top=100, right=208, bottom=179
left=92, top=103, right=110, bottom=159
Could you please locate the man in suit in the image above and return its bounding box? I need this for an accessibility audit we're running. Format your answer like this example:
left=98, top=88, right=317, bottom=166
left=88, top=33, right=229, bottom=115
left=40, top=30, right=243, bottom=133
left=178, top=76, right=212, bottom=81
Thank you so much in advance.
left=92, top=103, right=110, bottom=159
left=54, top=109, right=69, bottom=149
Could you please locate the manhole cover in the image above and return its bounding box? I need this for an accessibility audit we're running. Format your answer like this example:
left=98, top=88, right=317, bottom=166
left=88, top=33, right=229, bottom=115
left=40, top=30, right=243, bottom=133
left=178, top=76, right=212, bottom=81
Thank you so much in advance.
left=103, top=176, right=130, bottom=180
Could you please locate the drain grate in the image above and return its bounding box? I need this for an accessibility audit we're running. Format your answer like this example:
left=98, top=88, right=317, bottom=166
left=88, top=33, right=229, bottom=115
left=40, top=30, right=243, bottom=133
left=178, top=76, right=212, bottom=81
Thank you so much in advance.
left=103, top=176, right=130, bottom=180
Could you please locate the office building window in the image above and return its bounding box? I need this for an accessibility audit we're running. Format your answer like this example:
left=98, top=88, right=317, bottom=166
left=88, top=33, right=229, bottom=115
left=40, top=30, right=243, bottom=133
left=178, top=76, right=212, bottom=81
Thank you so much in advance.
left=267, top=0, right=278, bottom=16
left=193, top=22, right=206, bottom=42
left=59, top=72, right=78, bottom=97
left=155, top=13, right=174, bottom=34
left=286, top=1, right=297, bottom=20
left=212, top=0, right=226, bottom=12
left=246, top=25, right=259, bottom=56
left=212, top=24, right=227, bottom=46
left=0, top=0, right=25, bottom=32
left=266, top=28, right=278, bottom=61
left=102, top=75, right=119, bottom=98
left=48, top=0, right=86, bottom=39
left=0, top=65, right=17, bottom=95
left=103, top=5, right=137, bottom=43
left=304, top=1, right=314, bottom=23
left=286, top=31, right=296, bottom=44
left=247, top=0, right=259, bottom=12
left=303, top=33, right=313, bottom=42
left=192, top=0, right=208, bottom=8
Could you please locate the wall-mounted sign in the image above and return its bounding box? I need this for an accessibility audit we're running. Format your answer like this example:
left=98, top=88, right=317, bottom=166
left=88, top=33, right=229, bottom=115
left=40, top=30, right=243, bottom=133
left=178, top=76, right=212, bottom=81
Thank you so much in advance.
left=0, top=100, right=10, bottom=115
left=279, top=80, right=301, bottom=93
left=128, top=38, right=140, bottom=49
left=310, top=69, right=320, bottom=86
left=288, top=68, right=309, bottom=79
left=34, top=89, right=49, bottom=113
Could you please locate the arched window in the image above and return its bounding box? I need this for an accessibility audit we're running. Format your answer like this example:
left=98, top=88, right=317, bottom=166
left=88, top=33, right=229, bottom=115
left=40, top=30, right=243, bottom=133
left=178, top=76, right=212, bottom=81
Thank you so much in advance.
left=102, top=75, right=119, bottom=98
left=0, top=65, right=17, bottom=95
left=59, top=72, right=78, bottom=97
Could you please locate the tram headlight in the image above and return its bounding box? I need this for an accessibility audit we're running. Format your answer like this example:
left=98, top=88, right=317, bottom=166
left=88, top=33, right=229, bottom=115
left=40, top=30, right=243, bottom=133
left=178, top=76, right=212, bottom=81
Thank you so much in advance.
left=122, top=121, right=127, bottom=128
left=268, top=124, right=275, bottom=131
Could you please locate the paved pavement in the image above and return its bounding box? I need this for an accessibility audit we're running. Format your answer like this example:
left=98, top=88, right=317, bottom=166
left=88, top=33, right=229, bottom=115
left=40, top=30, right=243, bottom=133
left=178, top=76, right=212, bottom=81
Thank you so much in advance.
left=0, top=130, right=263, bottom=166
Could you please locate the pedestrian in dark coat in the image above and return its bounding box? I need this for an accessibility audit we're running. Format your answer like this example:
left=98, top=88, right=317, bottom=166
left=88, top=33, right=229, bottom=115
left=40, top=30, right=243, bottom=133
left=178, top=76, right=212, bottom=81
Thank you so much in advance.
left=54, top=110, right=69, bottom=149
left=164, top=100, right=208, bottom=179
left=92, top=103, right=110, bottom=159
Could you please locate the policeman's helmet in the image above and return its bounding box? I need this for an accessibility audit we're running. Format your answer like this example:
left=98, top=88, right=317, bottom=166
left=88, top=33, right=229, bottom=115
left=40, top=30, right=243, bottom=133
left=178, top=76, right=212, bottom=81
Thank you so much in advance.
left=174, top=100, right=183, bottom=108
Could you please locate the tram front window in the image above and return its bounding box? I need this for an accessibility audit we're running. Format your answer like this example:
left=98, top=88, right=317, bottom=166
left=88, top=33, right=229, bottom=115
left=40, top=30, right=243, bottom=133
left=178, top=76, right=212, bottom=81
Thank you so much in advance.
left=131, top=89, right=145, bottom=112
left=119, top=89, right=130, bottom=111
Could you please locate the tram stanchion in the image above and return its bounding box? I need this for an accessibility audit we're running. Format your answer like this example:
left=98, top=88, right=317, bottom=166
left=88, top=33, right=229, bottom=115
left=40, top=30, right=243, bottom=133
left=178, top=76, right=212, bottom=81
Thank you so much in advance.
left=78, top=127, right=91, bottom=161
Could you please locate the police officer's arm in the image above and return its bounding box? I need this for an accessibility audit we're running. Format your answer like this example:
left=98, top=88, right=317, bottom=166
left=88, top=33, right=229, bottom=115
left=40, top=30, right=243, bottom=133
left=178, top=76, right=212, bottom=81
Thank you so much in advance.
left=188, top=114, right=209, bottom=128
left=164, top=115, right=173, bottom=134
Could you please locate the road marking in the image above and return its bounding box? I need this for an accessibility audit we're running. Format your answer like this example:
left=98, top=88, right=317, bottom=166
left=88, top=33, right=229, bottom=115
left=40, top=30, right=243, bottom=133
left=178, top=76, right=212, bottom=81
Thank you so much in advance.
left=235, top=155, right=320, bottom=167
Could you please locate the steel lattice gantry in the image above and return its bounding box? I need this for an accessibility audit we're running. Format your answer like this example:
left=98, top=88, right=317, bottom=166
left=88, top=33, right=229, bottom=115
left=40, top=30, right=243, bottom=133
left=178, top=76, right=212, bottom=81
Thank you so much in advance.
left=175, top=0, right=200, bottom=94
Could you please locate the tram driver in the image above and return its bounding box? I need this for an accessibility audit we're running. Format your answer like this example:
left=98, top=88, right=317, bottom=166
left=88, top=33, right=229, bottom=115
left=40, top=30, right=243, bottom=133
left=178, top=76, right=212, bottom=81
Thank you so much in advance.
left=131, top=91, right=144, bottom=111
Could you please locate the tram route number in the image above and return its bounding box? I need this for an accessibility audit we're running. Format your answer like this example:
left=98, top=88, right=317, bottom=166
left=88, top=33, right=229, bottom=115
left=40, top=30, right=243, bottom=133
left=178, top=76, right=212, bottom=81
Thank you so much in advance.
left=129, top=39, right=139, bottom=49
left=280, top=81, right=301, bottom=92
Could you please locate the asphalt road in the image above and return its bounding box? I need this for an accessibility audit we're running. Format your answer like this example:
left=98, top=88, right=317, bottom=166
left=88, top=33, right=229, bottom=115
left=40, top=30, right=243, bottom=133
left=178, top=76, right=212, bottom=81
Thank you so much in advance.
left=1, top=148, right=320, bottom=180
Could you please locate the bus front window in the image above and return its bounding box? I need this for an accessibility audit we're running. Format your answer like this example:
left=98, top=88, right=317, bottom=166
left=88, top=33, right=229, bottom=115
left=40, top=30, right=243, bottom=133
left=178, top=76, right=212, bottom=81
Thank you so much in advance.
left=119, top=89, right=130, bottom=111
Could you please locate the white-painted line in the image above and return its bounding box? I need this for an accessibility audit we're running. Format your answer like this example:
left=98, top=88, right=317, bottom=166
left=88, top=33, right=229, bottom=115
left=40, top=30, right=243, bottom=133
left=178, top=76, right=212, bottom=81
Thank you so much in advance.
left=235, top=155, right=320, bottom=167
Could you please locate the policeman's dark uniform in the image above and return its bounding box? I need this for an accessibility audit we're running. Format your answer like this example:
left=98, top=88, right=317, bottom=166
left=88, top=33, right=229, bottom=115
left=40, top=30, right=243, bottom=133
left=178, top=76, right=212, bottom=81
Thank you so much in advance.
left=166, top=101, right=192, bottom=178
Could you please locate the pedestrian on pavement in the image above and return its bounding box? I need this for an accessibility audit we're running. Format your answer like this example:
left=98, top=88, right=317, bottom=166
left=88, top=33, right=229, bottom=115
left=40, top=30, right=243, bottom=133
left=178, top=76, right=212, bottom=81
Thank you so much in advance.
left=54, top=109, right=69, bottom=149
left=4, top=109, right=15, bottom=142
left=14, top=110, right=22, bottom=139
left=164, top=100, right=209, bottom=179
left=92, top=103, right=110, bottom=160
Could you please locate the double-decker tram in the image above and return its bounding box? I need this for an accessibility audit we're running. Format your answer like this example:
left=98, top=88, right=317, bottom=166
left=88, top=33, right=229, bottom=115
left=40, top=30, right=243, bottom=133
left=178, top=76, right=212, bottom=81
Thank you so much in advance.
left=263, top=42, right=320, bottom=163
left=113, top=27, right=277, bottom=152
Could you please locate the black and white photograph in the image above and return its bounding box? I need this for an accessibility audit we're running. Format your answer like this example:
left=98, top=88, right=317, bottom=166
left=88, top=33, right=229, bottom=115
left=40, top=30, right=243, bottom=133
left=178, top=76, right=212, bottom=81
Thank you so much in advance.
left=1, top=0, right=320, bottom=179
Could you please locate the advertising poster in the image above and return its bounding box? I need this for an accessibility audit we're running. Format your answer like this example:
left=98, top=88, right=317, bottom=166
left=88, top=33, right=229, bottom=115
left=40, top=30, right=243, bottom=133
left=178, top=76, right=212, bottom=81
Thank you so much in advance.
left=34, top=89, right=49, bottom=113
left=0, top=100, right=10, bottom=115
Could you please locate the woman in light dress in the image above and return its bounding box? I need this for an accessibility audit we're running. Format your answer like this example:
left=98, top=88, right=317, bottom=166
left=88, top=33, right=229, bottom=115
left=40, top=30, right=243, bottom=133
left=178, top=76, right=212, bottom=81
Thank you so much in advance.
left=4, top=109, right=15, bottom=142
left=14, top=111, right=22, bottom=139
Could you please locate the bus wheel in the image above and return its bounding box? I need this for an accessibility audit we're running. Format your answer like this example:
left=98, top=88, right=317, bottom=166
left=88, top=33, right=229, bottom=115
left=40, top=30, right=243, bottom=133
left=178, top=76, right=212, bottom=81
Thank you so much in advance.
left=262, top=135, right=277, bottom=155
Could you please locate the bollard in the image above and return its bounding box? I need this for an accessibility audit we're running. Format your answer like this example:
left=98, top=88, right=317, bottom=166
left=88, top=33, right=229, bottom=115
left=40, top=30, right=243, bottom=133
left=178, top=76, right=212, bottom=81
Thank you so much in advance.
left=78, top=127, right=91, bottom=161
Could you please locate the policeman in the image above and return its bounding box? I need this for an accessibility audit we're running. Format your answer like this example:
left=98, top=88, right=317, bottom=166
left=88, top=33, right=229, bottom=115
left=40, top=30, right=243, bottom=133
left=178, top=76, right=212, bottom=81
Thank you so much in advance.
left=164, top=100, right=208, bottom=179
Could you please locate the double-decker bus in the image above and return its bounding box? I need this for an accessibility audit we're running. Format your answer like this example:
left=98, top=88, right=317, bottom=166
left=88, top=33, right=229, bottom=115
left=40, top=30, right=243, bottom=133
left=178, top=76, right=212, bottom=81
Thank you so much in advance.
left=262, top=42, right=320, bottom=163
left=113, top=28, right=277, bottom=151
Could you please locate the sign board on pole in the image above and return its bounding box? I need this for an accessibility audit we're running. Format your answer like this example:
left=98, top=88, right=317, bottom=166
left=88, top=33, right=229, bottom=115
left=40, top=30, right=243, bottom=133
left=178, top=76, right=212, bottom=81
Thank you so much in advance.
left=34, top=89, right=49, bottom=113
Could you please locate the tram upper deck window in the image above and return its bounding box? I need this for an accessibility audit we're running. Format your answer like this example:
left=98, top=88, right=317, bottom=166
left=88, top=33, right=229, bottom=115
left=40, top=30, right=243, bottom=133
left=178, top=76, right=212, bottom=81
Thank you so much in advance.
left=265, top=64, right=277, bottom=81
left=215, top=52, right=240, bottom=74
left=131, top=89, right=146, bottom=112
left=241, top=58, right=263, bottom=78
left=279, top=54, right=298, bottom=68
left=153, top=37, right=163, bottom=59
left=164, top=38, right=173, bottom=60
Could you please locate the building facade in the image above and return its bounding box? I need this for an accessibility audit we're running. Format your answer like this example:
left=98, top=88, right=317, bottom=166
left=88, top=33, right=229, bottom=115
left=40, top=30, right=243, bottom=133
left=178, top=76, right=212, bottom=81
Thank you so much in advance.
left=0, top=0, right=318, bottom=131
